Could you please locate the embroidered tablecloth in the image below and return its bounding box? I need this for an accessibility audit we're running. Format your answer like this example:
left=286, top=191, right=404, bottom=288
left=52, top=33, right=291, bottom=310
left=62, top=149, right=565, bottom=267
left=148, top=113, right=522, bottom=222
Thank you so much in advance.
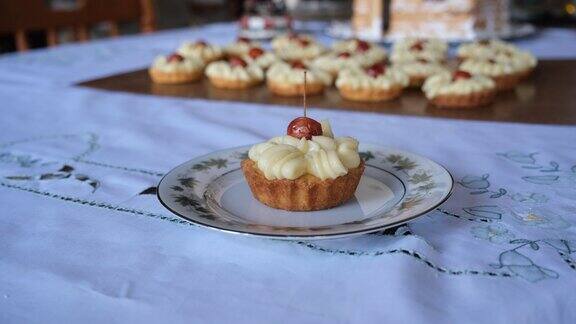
left=0, top=23, right=575, bottom=323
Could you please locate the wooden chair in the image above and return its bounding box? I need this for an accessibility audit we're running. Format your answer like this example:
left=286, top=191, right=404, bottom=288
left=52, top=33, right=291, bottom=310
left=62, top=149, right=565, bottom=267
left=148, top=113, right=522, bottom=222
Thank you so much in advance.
left=0, top=0, right=156, bottom=51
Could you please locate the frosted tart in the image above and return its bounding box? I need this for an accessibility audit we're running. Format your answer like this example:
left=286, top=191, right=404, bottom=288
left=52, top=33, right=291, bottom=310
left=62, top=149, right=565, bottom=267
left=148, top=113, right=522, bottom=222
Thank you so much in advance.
left=241, top=47, right=280, bottom=70
left=243, top=119, right=364, bottom=211
left=149, top=53, right=204, bottom=84
left=205, top=56, right=264, bottom=89
left=423, top=70, right=496, bottom=109
left=456, top=39, right=518, bottom=60
left=225, top=37, right=261, bottom=56
left=311, top=51, right=364, bottom=77
left=394, top=58, right=449, bottom=87
left=177, top=40, right=224, bottom=63
left=459, top=58, right=521, bottom=91
left=393, top=38, right=448, bottom=55
left=266, top=61, right=333, bottom=96
left=331, top=39, right=387, bottom=66
left=336, top=63, right=409, bottom=102
left=390, top=42, right=446, bottom=64
left=271, top=33, right=325, bottom=61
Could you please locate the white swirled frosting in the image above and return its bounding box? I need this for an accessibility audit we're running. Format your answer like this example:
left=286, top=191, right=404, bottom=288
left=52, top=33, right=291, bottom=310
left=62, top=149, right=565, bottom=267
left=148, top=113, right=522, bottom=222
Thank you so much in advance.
left=394, top=61, right=448, bottom=78
left=248, top=121, right=361, bottom=180
left=151, top=55, right=204, bottom=73
left=422, top=72, right=495, bottom=99
left=457, top=40, right=517, bottom=59
left=225, top=40, right=261, bottom=56
left=331, top=40, right=387, bottom=65
left=336, top=66, right=409, bottom=90
left=177, top=42, right=223, bottom=62
left=241, top=51, right=279, bottom=69
left=459, top=59, right=516, bottom=77
left=205, top=61, right=264, bottom=81
left=267, top=62, right=333, bottom=86
left=393, top=38, right=448, bottom=54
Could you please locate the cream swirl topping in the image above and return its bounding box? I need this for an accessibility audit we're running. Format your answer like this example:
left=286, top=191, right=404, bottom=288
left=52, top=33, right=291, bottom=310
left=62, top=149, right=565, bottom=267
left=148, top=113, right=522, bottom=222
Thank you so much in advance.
left=225, top=40, right=261, bottom=56
left=336, top=66, right=409, bottom=90
left=331, top=40, right=387, bottom=65
left=493, top=50, right=537, bottom=72
left=422, top=72, right=495, bottom=99
left=205, top=61, right=264, bottom=81
left=393, top=38, right=448, bottom=54
left=394, top=61, right=448, bottom=78
left=457, top=40, right=518, bottom=59
left=177, top=42, right=223, bottom=62
left=241, top=52, right=279, bottom=69
left=266, top=62, right=333, bottom=86
left=390, top=48, right=445, bottom=64
left=248, top=121, right=361, bottom=180
left=311, top=53, right=363, bottom=75
left=459, top=58, right=516, bottom=77
left=151, top=55, right=204, bottom=73
left=271, top=34, right=315, bottom=50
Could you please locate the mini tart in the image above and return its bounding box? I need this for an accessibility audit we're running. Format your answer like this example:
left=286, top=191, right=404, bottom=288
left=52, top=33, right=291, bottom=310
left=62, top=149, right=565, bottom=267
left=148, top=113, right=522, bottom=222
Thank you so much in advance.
left=241, top=49, right=279, bottom=70
left=423, top=72, right=496, bottom=109
left=272, top=34, right=325, bottom=60
left=456, top=39, right=518, bottom=60
left=392, top=38, right=448, bottom=55
left=311, top=52, right=363, bottom=77
left=390, top=47, right=445, bottom=64
left=459, top=58, right=521, bottom=91
left=336, top=66, right=409, bottom=102
left=148, top=55, right=204, bottom=84
left=492, top=50, right=537, bottom=80
left=331, top=39, right=387, bottom=66
left=177, top=41, right=224, bottom=63
left=205, top=60, right=264, bottom=89
left=266, top=62, right=333, bottom=96
left=225, top=38, right=261, bottom=56
left=242, top=159, right=364, bottom=211
left=394, top=60, right=449, bottom=87
left=271, top=33, right=315, bottom=50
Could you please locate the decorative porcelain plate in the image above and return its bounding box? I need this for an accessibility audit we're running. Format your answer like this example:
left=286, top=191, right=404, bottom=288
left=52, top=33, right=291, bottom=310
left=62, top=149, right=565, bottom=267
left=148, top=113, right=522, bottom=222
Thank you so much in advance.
left=157, top=144, right=453, bottom=240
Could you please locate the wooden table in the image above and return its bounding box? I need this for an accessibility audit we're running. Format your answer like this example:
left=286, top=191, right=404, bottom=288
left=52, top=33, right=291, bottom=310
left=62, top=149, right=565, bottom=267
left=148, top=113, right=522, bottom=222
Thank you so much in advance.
left=78, top=60, right=576, bottom=125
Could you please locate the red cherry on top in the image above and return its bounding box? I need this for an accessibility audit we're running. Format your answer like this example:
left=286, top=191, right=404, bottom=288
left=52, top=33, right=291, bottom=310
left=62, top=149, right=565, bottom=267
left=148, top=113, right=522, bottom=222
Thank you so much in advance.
left=356, top=39, right=371, bottom=52
left=298, top=39, right=310, bottom=47
left=291, top=60, right=306, bottom=69
left=452, top=70, right=472, bottom=81
left=365, top=63, right=386, bottom=78
left=410, top=42, right=424, bottom=51
left=337, top=52, right=351, bottom=59
left=248, top=47, right=265, bottom=59
left=237, top=37, right=250, bottom=43
left=287, top=117, right=323, bottom=140
left=229, top=56, right=247, bottom=67
left=167, top=53, right=184, bottom=62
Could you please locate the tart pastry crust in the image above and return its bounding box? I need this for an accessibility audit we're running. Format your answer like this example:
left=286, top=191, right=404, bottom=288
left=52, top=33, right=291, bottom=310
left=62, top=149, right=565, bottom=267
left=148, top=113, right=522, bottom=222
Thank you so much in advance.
left=242, top=159, right=365, bottom=211
left=338, top=84, right=404, bottom=102
left=148, top=68, right=203, bottom=84
left=429, top=89, right=496, bottom=109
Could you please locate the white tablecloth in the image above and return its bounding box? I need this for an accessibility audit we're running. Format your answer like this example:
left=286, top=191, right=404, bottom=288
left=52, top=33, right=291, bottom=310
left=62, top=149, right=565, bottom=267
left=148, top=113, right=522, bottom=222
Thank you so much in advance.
left=0, top=23, right=575, bottom=324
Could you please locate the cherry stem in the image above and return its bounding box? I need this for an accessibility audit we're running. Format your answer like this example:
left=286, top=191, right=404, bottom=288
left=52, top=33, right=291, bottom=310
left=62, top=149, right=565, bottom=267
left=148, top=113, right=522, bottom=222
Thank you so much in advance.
left=303, top=70, right=307, bottom=117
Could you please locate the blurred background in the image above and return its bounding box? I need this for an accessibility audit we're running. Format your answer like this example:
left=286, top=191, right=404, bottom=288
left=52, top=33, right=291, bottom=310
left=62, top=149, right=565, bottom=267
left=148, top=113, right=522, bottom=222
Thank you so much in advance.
left=1, top=0, right=575, bottom=54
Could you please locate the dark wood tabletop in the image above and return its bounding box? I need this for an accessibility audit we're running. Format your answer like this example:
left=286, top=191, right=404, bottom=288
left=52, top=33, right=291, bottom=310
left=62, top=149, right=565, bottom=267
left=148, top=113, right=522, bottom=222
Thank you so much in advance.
left=78, top=59, right=576, bottom=125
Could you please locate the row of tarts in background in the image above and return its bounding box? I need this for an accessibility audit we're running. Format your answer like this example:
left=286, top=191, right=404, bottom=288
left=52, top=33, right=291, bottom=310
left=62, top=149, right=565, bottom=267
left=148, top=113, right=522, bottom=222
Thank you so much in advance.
left=148, top=33, right=536, bottom=109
